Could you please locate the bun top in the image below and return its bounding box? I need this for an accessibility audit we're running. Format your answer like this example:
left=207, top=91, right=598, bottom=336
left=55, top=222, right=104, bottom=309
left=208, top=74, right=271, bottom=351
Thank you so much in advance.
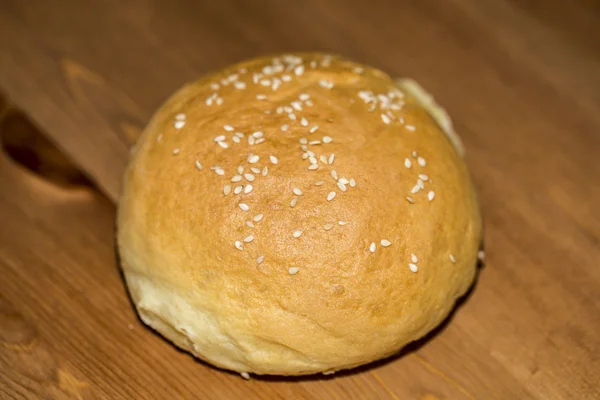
left=117, top=53, right=482, bottom=375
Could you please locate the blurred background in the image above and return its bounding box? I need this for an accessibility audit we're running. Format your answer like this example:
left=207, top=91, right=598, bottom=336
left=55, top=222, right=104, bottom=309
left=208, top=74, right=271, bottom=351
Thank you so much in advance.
left=1, top=1, right=599, bottom=399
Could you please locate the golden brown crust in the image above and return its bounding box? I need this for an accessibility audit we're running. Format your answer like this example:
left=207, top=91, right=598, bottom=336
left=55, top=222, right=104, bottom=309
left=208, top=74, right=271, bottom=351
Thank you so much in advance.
left=117, top=53, right=482, bottom=375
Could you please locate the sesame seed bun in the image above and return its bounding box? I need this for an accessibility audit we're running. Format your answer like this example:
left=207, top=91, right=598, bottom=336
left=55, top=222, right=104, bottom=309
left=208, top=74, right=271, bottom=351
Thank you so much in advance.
left=117, top=53, right=482, bottom=376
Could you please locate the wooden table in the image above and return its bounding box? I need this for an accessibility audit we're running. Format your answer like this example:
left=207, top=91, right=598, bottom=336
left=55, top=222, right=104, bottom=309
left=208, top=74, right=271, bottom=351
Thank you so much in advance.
left=1, top=1, right=599, bottom=399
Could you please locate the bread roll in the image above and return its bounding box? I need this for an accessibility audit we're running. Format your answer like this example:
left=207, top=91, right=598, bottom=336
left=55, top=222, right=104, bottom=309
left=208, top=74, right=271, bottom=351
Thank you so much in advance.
left=117, top=53, right=482, bottom=376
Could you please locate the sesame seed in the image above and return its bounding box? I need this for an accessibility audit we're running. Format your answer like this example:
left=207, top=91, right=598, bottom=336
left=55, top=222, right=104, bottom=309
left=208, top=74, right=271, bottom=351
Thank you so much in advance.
left=195, top=160, right=202, bottom=170
left=328, top=154, right=335, bottom=164
left=174, top=120, right=185, bottom=129
left=419, top=174, right=429, bottom=181
left=257, top=255, right=265, bottom=264
left=319, top=80, right=334, bottom=89
left=262, top=166, right=268, bottom=176
left=301, top=145, right=309, bottom=151
left=232, top=136, right=241, bottom=143
left=234, top=186, right=243, bottom=195
left=270, top=155, right=278, bottom=164
left=327, top=191, right=336, bottom=201
left=409, top=263, right=418, bottom=272
left=349, top=178, right=357, bottom=187
left=338, top=178, right=349, bottom=185
left=301, top=117, right=309, bottom=127
left=305, top=100, right=314, bottom=107
left=210, top=83, right=220, bottom=90
left=320, top=155, right=328, bottom=164
left=237, top=166, right=244, bottom=174
left=255, top=138, right=265, bottom=145
left=288, top=113, right=297, bottom=120
left=251, top=167, right=261, bottom=174
left=338, top=221, right=348, bottom=225
left=215, top=168, right=225, bottom=176
left=248, top=136, right=256, bottom=145
left=248, top=154, right=260, bottom=164
left=244, top=184, right=253, bottom=194
left=381, top=114, right=391, bottom=124
left=411, top=185, right=421, bottom=194
left=381, top=240, right=392, bottom=247
left=404, top=158, right=412, bottom=168
left=337, top=181, right=347, bottom=192
left=293, top=188, right=303, bottom=196
left=175, top=113, right=186, bottom=120
left=412, top=151, right=418, bottom=157
left=246, top=221, right=255, bottom=228
left=217, top=141, right=228, bottom=149
left=282, top=74, right=292, bottom=82
left=224, top=125, right=234, bottom=132
left=309, top=156, right=318, bottom=164
left=418, top=179, right=425, bottom=189
left=369, top=242, right=376, bottom=253
left=406, top=196, right=415, bottom=204
left=256, top=94, right=267, bottom=100
left=284, top=106, right=293, bottom=113
left=322, top=136, right=333, bottom=144
left=315, top=181, right=324, bottom=186
left=299, top=93, right=310, bottom=101
left=235, top=132, right=245, bottom=138
left=428, top=191, right=435, bottom=201
left=478, top=250, right=485, bottom=261
left=418, top=157, right=427, bottom=167
left=244, top=173, right=255, bottom=182
left=307, top=164, right=319, bottom=170
left=288, top=267, right=300, bottom=275
left=290, top=197, right=298, bottom=207
left=231, top=175, right=242, bottom=182
left=406, top=125, right=416, bottom=132
left=223, top=185, right=231, bottom=195
left=252, top=131, right=264, bottom=138
left=301, top=153, right=309, bottom=160
left=292, top=230, right=303, bottom=238
left=244, top=235, right=254, bottom=243
left=281, top=124, right=289, bottom=132
left=310, top=140, right=321, bottom=146
left=241, top=372, right=250, bottom=380
left=239, top=203, right=249, bottom=211
left=172, top=148, right=180, bottom=155
left=294, top=65, right=304, bottom=76
left=309, top=125, right=319, bottom=133
left=411, top=254, right=418, bottom=263
left=324, top=224, right=334, bottom=231
left=331, top=170, right=338, bottom=180
left=234, top=241, right=243, bottom=251
left=450, top=254, right=456, bottom=263
left=253, top=214, right=263, bottom=222
left=260, top=79, right=271, bottom=86
left=299, top=138, right=308, bottom=145
left=291, top=101, right=302, bottom=111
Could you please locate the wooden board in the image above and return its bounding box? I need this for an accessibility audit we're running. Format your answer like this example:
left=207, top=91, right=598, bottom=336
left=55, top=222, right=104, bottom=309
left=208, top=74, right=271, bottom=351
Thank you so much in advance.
left=1, top=0, right=599, bottom=399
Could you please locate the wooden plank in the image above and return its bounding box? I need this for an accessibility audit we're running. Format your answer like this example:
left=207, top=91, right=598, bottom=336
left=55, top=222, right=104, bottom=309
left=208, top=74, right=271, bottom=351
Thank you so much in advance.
left=1, top=0, right=599, bottom=398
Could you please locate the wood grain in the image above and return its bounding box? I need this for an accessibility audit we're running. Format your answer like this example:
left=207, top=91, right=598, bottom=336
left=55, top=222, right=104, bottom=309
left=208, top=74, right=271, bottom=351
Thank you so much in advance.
left=0, top=0, right=599, bottom=399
